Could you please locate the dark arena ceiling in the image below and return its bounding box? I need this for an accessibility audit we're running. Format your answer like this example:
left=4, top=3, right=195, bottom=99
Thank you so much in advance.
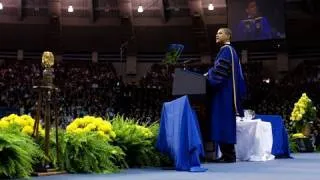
left=0, top=0, right=319, bottom=53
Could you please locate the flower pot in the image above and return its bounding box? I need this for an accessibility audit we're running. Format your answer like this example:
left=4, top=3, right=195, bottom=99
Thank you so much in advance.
left=302, top=123, right=311, bottom=137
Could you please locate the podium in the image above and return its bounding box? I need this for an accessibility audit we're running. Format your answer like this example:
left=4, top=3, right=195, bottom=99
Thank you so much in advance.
left=172, top=68, right=206, bottom=96
left=172, top=68, right=210, bottom=143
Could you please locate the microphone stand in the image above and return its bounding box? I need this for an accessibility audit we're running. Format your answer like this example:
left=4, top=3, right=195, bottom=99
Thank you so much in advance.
left=182, top=59, right=192, bottom=71
left=120, top=41, right=128, bottom=79
left=119, top=36, right=135, bottom=79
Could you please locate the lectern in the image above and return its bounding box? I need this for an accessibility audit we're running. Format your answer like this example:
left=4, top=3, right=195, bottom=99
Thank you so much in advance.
left=172, top=68, right=210, bottom=142
left=172, top=68, right=207, bottom=96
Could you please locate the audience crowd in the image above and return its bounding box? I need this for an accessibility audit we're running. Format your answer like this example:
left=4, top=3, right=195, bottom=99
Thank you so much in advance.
left=1, top=59, right=320, bottom=149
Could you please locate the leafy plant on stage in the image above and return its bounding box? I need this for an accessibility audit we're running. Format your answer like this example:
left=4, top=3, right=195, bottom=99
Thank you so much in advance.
left=63, top=132, right=125, bottom=173
left=0, top=125, right=44, bottom=178
left=288, top=136, right=299, bottom=153
left=64, top=116, right=125, bottom=173
left=0, top=114, right=60, bottom=168
left=111, top=115, right=171, bottom=167
left=148, top=121, right=173, bottom=167
left=290, top=93, right=317, bottom=137
left=36, top=129, right=66, bottom=169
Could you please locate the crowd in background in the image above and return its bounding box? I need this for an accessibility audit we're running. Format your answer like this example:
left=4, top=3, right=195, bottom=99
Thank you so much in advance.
left=0, top=60, right=170, bottom=127
left=1, top=59, right=320, bottom=148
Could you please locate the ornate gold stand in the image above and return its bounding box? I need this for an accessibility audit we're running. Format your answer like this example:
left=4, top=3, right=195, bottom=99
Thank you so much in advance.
left=32, top=52, right=65, bottom=175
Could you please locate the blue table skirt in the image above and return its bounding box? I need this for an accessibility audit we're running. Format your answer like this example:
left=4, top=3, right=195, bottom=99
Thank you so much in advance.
left=255, top=114, right=291, bottom=158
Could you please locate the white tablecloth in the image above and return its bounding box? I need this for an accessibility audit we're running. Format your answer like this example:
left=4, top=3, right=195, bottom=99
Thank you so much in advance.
left=235, top=119, right=275, bottom=161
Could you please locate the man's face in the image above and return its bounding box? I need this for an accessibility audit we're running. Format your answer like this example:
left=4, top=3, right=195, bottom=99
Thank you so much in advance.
left=216, top=29, right=230, bottom=44
left=246, top=1, right=257, bottom=18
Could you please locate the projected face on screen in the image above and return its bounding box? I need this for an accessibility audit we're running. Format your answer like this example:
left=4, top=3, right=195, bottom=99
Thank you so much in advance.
left=228, top=0, right=286, bottom=42
left=246, top=1, right=258, bottom=18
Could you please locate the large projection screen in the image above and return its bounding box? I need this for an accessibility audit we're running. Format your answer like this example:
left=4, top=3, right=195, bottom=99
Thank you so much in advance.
left=227, top=0, right=286, bottom=42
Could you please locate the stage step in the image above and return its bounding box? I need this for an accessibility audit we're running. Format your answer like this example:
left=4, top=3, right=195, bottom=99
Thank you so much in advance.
left=32, top=169, right=66, bottom=176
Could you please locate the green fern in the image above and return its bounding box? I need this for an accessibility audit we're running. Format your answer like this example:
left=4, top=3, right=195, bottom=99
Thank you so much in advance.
left=289, top=136, right=299, bottom=153
left=63, top=132, right=125, bottom=173
left=0, top=125, right=44, bottom=178
left=111, top=115, right=171, bottom=167
left=35, top=128, right=66, bottom=170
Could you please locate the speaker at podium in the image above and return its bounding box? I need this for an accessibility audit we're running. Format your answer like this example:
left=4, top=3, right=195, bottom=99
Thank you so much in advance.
left=171, top=68, right=211, bottom=142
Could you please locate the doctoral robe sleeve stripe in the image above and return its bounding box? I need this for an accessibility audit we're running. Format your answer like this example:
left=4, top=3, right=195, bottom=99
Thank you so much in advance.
left=212, top=58, right=232, bottom=78
left=212, top=69, right=229, bottom=78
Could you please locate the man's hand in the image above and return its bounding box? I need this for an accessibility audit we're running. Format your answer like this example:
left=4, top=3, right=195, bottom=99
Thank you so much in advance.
left=203, top=72, right=208, bottom=77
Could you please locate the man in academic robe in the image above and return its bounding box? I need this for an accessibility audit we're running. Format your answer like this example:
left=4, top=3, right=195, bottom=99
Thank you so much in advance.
left=205, top=28, right=246, bottom=163
left=234, top=0, right=272, bottom=41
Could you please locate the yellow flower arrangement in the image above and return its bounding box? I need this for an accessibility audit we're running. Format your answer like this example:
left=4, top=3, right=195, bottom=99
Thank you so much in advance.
left=0, top=120, right=9, bottom=129
left=290, top=93, right=317, bottom=135
left=290, top=93, right=310, bottom=121
left=0, top=114, right=45, bottom=136
left=66, top=115, right=116, bottom=141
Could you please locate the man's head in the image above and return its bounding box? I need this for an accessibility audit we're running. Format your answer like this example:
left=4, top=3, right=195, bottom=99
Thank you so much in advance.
left=216, top=28, right=232, bottom=44
left=246, top=0, right=258, bottom=18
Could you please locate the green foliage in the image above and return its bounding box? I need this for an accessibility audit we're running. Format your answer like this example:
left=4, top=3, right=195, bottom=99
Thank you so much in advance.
left=111, top=115, right=172, bottom=167
left=0, top=115, right=173, bottom=176
left=63, top=132, right=125, bottom=173
left=145, top=121, right=173, bottom=167
left=289, top=136, right=299, bottom=153
left=0, top=125, right=44, bottom=178
left=304, top=100, right=317, bottom=124
left=35, top=128, right=66, bottom=169
left=163, top=50, right=179, bottom=65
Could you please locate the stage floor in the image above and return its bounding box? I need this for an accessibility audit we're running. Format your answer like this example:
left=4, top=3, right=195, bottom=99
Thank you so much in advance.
left=34, top=153, right=320, bottom=180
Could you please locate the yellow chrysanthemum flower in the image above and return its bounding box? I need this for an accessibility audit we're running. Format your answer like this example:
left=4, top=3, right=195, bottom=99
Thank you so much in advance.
left=7, top=114, right=20, bottom=119
left=74, top=128, right=84, bottom=134
left=86, top=123, right=97, bottom=131
left=0, top=121, right=9, bottom=129
left=66, top=116, right=114, bottom=141
left=97, top=130, right=106, bottom=137
left=22, top=126, right=34, bottom=135
left=98, top=124, right=111, bottom=133
left=0, top=114, right=45, bottom=136
left=292, top=133, right=306, bottom=138
left=14, top=118, right=28, bottom=127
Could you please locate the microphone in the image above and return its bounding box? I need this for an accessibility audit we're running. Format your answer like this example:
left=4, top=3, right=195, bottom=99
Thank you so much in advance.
left=120, top=36, right=135, bottom=50
left=182, top=59, right=194, bottom=71
left=183, top=59, right=193, bottom=64
left=120, top=42, right=128, bottom=49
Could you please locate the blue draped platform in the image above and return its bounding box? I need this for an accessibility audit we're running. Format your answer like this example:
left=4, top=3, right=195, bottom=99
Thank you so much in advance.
left=255, top=114, right=291, bottom=158
left=156, top=96, right=207, bottom=172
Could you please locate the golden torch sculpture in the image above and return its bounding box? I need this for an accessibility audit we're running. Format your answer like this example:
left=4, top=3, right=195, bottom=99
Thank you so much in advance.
left=42, top=51, right=55, bottom=69
left=41, top=51, right=55, bottom=86
left=33, top=51, right=62, bottom=173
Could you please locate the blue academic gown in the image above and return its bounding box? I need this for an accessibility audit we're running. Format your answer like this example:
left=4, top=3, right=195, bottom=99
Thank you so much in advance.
left=235, top=16, right=272, bottom=41
left=207, top=45, right=246, bottom=144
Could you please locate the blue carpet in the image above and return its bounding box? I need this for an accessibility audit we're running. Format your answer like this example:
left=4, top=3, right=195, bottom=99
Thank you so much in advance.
left=34, top=153, right=320, bottom=180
